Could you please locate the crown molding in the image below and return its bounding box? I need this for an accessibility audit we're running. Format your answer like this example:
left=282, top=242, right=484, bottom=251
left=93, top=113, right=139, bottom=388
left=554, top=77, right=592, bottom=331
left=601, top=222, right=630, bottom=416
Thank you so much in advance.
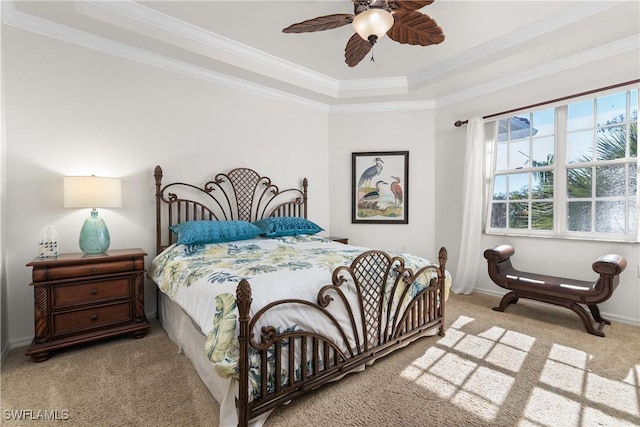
left=338, top=76, right=408, bottom=98
left=1, top=1, right=330, bottom=113
left=75, top=0, right=350, bottom=98
left=407, top=0, right=625, bottom=87
left=2, top=1, right=637, bottom=115
left=75, top=0, right=414, bottom=99
left=330, top=100, right=435, bottom=114
left=435, top=35, right=640, bottom=108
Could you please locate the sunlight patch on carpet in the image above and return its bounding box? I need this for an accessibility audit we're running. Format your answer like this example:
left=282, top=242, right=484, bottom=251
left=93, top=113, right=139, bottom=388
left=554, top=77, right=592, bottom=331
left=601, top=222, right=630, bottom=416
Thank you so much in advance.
left=399, top=315, right=640, bottom=425
left=540, top=359, right=584, bottom=394
left=548, top=343, right=589, bottom=369
left=586, top=374, right=639, bottom=416
left=525, top=387, right=582, bottom=426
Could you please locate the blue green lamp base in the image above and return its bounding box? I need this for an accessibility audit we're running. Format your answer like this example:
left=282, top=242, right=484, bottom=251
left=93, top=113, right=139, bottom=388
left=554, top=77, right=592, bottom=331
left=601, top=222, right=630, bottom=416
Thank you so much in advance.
left=79, top=210, right=111, bottom=254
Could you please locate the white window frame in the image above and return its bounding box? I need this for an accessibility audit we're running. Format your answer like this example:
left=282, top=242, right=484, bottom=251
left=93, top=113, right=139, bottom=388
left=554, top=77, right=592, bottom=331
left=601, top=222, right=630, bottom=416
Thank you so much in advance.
left=486, top=86, right=638, bottom=242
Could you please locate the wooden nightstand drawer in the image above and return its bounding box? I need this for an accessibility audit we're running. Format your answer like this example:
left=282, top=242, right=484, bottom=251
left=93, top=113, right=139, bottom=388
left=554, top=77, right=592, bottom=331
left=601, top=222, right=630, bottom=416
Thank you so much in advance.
left=32, top=260, right=139, bottom=282
left=52, top=302, right=132, bottom=337
left=51, top=278, right=132, bottom=309
left=26, top=248, right=150, bottom=361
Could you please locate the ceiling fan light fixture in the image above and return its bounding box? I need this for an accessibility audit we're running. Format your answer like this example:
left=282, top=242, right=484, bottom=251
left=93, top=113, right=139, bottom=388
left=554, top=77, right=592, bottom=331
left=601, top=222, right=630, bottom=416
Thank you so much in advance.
left=352, top=8, right=394, bottom=43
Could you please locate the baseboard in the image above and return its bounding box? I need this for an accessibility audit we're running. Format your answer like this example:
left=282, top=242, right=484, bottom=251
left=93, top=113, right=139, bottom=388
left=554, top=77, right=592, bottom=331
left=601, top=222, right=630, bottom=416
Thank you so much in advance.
left=1, top=335, right=32, bottom=363
left=471, top=289, right=640, bottom=328
left=0, top=309, right=158, bottom=364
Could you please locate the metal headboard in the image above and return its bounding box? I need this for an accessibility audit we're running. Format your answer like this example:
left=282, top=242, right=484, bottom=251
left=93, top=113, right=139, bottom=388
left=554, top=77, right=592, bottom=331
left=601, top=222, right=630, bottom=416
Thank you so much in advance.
left=154, top=165, right=308, bottom=255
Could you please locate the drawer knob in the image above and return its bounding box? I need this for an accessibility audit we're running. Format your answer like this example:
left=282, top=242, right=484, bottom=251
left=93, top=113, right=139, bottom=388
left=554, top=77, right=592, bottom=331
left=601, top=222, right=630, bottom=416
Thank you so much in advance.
left=90, top=288, right=99, bottom=295
left=90, top=268, right=98, bottom=273
left=91, top=314, right=99, bottom=321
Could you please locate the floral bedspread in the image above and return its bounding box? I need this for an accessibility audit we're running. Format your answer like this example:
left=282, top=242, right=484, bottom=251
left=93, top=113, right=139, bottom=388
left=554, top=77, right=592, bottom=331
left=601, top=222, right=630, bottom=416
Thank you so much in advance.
left=149, top=235, right=450, bottom=387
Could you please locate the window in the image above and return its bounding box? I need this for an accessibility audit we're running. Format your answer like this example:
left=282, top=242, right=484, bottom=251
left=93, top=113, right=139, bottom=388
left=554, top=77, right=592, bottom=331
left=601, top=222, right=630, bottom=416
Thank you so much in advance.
left=488, top=87, right=638, bottom=241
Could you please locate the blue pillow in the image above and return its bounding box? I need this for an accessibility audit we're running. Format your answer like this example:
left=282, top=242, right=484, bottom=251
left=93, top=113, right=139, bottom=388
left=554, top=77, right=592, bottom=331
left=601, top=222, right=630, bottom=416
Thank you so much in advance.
left=253, top=217, right=323, bottom=237
left=169, top=220, right=260, bottom=245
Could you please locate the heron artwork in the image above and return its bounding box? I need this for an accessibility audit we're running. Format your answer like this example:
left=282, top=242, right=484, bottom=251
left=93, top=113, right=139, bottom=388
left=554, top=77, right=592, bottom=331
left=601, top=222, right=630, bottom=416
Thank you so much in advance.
left=358, top=157, right=384, bottom=188
left=353, top=151, right=408, bottom=224
left=390, top=176, right=403, bottom=207
left=358, top=180, right=387, bottom=209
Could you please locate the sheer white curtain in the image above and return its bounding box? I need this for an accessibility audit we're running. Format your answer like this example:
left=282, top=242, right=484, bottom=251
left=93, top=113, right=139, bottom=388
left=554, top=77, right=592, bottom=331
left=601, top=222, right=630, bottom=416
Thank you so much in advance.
left=452, top=117, right=489, bottom=294
left=636, top=157, right=639, bottom=243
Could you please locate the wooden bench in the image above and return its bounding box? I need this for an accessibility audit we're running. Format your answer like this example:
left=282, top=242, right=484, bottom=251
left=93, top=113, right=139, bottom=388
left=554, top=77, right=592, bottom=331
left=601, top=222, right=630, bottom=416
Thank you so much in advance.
left=483, top=244, right=626, bottom=337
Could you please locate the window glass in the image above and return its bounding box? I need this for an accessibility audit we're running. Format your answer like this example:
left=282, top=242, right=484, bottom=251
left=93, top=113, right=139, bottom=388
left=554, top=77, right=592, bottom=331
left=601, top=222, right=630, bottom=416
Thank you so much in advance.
left=509, top=202, right=528, bottom=228
left=488, top=87, right=637, bottom=241
left=497, top=118, right=509, bottom=143
left=532, top=136, right=554, bottom=167
left=495, top=141, right=508, bottom=171
left=493, top=175, right=506, bottom=200
left=509, top=138, right=529, bottom=169
left=596, top=125, right=627, bottom=160
left=595, top=201, right=625, bottom=233
left=532, top=202, right=553, bottom=230
left=567, top=130, right=593, bottom=163
left=595, top=165, right=625, bottom=197
left=568, top=100, right=593, bottom=131
left=508, top=173, right=528, bottom=199
left=532, top=171, right=553, bottom=199
left=491, top=203, right=506, bottom=228
left=597, top=92, right=626, bottom=129
left=532, top=108, right=555, bottom=136
left=567, top=167, right=592, bottom=198
left=567, top=201, right=591, bottom=232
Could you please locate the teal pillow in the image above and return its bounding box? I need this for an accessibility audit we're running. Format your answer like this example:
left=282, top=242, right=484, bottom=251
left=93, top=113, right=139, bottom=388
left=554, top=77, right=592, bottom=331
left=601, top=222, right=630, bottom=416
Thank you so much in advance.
left=169, top=220, right=260, bottom=245
left=253, top=217, right=323, bottom=237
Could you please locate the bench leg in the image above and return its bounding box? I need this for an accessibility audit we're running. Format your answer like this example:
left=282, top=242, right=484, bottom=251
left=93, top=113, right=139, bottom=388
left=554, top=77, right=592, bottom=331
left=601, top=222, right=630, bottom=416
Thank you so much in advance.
left=492, top=291, right=519, bottom=312
left=569, top=302, right=607, bottom=337
left=588, top=304, right=611, bottom=325
left=492, top=292, right=609, bottom=337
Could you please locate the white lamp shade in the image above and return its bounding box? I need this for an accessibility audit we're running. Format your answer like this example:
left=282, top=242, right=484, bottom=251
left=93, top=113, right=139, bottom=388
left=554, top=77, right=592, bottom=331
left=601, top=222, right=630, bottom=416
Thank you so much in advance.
left=352, top=8, right=394, bottom=41
left=64, top=176, right=122, bottom=209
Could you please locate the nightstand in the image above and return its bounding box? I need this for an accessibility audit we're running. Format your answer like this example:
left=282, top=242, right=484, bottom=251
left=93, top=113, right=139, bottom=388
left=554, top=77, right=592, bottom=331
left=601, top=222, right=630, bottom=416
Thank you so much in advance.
left=25, top=248, right=150, bottom=362
left=328, top=237, right=349, bottom=244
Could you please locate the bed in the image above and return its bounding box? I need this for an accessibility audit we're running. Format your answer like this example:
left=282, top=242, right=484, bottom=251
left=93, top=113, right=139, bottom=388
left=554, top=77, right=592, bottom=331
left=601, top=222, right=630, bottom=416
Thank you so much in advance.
left=150, top=165, right=450, bottom=427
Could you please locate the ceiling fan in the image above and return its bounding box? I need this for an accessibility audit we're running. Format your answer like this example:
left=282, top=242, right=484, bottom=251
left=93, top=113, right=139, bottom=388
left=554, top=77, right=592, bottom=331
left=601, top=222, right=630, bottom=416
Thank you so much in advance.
left=282, top=0, right=445, bottom=67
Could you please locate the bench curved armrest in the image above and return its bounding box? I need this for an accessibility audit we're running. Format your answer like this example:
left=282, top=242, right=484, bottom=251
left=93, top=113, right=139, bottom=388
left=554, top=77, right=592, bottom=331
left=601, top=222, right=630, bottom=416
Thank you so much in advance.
left=592, top=254, right=627, bottom=276
left=483, top=244, right=515, bottom=262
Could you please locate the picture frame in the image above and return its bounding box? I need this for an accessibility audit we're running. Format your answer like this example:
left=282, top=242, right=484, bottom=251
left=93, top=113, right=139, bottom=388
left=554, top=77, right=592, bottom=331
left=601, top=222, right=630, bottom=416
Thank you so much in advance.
left=352, top=151, right=409, bottom=224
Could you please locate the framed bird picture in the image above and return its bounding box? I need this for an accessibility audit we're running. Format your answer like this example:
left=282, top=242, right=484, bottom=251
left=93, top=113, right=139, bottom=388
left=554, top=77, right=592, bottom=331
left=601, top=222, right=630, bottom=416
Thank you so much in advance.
left=352, top=151, right=409, bottom=224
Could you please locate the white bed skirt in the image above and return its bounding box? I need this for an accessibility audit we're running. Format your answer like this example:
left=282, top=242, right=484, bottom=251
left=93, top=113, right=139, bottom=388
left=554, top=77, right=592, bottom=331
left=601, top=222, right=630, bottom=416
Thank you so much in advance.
left=159, top=293, right=271, bottom=427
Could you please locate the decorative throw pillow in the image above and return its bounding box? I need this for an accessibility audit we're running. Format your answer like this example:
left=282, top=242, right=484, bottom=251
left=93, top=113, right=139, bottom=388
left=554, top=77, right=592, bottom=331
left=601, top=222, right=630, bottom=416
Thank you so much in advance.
left=169, top=220, right=260, bottom=245
left=252, top=217, right=323, bottom=237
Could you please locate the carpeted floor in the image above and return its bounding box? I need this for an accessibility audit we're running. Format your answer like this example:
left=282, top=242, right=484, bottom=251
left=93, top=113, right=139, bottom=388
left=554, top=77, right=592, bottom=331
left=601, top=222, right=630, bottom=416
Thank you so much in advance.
left=2, top=292, right=639, bottom=426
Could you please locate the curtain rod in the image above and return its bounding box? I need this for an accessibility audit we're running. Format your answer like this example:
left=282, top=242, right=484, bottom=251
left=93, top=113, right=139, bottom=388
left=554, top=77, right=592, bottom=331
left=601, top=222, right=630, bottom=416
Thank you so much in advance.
left=453, top=79, right=640, bottom=127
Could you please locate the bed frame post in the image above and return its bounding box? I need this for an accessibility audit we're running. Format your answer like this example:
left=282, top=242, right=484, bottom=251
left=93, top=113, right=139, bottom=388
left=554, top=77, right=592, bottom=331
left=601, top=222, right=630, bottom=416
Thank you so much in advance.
left=154, top=165, right=163, bottom=256
left=437, top=247, right=448, bottom=337
left=236, top=279, right=252, bottom=427
left=302, top=178, right=308, bottom=218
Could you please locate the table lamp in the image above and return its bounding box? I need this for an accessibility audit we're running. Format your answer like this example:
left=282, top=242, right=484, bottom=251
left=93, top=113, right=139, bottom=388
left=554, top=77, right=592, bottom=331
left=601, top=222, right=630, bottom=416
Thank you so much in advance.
left=64, top=175, right=122, bottom=254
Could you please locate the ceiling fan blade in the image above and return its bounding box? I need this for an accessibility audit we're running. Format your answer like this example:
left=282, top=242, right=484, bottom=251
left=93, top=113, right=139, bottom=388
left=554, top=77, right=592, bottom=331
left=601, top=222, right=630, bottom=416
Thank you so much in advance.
left=282, top=14, right=354, bottom=33
left=344, top=33, right=372, bottom=67
left=388, top=1, right=435, bottom=12
left=388, top=11, right=445, bottom=46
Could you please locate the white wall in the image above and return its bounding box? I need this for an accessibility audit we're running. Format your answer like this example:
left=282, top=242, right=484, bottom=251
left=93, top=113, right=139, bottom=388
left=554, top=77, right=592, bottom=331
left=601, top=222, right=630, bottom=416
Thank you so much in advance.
left=0, top=11, right=7, bottom=358
left=3, top=27, right=330, bottom=348
left=435, top=49, right=640, bottom=325
left=3, top=17, right=639, bottom=356
left=328, top=108, right=441, bottom=262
